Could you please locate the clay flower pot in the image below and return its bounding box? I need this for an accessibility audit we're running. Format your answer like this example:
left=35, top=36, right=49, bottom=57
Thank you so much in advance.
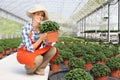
left=63, top=59, right=69, bottom=66
left=12, top=47, right=17, bottom=52
left=0, top=53, right=3, bottom=59
left=50, top=64, right=60, bottom=71
left=84, top=63, right=93, bottom=71
left=110, top=70, right=120, bottom=78
left=4, top=49, right=11, bottom=55
left=94, top=76, right=107, bottom=80
left=46, top=31, right=59, bottom=43
left=39, top=20, right=60, bottom=43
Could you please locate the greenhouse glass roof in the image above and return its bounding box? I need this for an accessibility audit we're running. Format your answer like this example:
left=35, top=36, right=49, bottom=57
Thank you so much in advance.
left=0, top=0, right=108, bottom=23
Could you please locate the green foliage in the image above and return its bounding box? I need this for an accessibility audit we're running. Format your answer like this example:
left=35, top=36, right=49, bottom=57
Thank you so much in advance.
left=116, top=56, right=120, bottom=61
left=0, top=38, right=22, bottom=50
left=62, top=50, right=73, bottom=60
left=68, top=43, right=79, bottom=52
left=65, top=68, right=93, bottom=80
left=103, top=49, right=114, bottom=58
left=0, top=46, right=3, bottom=53
left=39, top=20, right=60, bottom=33
left=88, top=43, right=103, bottom=52
left=90, top=64, right=111, bottom=77
left=68, top=57, right=85, bottom=69
left=111, top=45, right=120, bottom=55
left=106, top=57, right=120, bottom=71
left=83, top=54, right=95, bottom=63
left=94, top=51, right=106, bottom=61
left=54, top=42, right=67, bottom=50
left=2, top=45, right=10, bottom=50
left=85, top=46, right=96, bottom=55
left=74, top=49, right=86, bottom=57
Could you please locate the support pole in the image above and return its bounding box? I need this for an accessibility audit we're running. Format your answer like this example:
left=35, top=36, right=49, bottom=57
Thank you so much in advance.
left=118, top=0, right=120, bottom=44
left=84, top=18, right=86, bottom=38
left=107, top=3, right=110, bottom=43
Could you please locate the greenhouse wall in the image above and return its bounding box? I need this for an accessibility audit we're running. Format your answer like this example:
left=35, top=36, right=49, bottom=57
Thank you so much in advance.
left=77, top=1, right=119, bottom=43
left=0, top=8, right=28, bottom=39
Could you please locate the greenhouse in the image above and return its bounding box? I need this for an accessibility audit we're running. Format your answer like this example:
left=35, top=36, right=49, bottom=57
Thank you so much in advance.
left=0, top=0, right=120, bottom=80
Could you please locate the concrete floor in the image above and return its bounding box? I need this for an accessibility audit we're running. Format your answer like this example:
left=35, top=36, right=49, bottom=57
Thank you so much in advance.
left=0, top=53, right=49, bottom=80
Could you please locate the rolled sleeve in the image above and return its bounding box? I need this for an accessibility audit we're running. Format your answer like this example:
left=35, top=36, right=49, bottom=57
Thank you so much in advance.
left=22, top=27, right=34, bottom=52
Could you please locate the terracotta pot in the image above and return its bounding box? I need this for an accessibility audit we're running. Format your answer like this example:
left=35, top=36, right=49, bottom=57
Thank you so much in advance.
left=12, top=48, right=17, bottom=52
left=0, top=53, right=3, bottom=59
left=84, top=63, right=93, bottom=71
left=4, top=50, right=11, bottom=55
left=50, top=64, right=60, bottom=71
left=94, top=76, right=107, bottom=80
left=46, top=31, right=59, bottom=43
left=63, top=59, right=69, bottom=66
left=110, top=70, right=120, bottom=78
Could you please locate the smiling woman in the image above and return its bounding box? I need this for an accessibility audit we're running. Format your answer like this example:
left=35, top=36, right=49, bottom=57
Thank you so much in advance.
left=16, top=4, right=58, bottom=75
left=0, top=1, right=119, bottom=80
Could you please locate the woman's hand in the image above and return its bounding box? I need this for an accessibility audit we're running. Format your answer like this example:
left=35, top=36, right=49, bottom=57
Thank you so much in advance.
left=40, top=33, right=47, bottom=40
left=33, top=33, right=47, bottom=50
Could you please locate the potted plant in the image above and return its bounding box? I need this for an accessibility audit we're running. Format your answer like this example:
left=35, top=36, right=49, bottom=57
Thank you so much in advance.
left=54, top=42, right=66, bottom=50
left=0, top=46, right=3, bottom=59
left=50, top=55, right=63, bottom=71
left=68, top=57, right=85, bottom=70
left=68, top=43, right=79, bottom=52
left=65, top=68, right=93, bottom=80
left=90, top=64, right=111, bottom=80
left=74, top=49, right=86, bottom=59
left=2, top=44, right=11, bottom=55
left=83, top=54, right=95, bottom=71
left=11, top=40, right=20, bottom=52
left=112, top=45, right=120, bottom=57
left=62, top=50, right=74, bottom=66
left=91, top=44, right=103, bottom=52
left=102, top=49, right=114, bottom=58
left=106, top=57, right=120, bottom=78
left=39, top=20, right=60, bottom=43
left=85, top=46, right=96, bottom=55
left=94, top=51, right=106, bottom=64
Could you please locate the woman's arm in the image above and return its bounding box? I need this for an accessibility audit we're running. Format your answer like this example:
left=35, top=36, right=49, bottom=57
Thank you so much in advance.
left=22, top=27, right=47, bottom=52
left=32, top=33, right=47, bottom=50
left=22, top=27, right=34, bottom=52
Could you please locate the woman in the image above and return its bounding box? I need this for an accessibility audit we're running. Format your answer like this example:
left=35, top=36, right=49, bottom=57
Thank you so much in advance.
left=17, top=4, right=58, bottom=75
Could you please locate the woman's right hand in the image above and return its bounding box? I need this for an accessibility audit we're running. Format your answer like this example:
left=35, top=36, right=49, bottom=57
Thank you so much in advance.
left=40, top=33, right=47, bottom=40
left=33, top=33, right=47, bottom=50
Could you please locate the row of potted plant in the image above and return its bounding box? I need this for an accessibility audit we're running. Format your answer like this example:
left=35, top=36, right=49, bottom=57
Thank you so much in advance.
left=106, top=57, right=120, bottom=78
left=65, top=68, right=93, bottom=80
left=0, top=38, right=21, bottom=59
left=65, top=64, right=111, bottom=80
left=50, top=37, right=120, bottom=80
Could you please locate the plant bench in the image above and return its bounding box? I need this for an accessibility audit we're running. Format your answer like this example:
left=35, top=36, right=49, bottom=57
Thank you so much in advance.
left=0, top=52, right=50, bottom=80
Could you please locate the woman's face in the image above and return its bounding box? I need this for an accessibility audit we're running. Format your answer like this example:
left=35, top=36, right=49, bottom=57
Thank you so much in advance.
left=32, top=11, right=45, bottom=23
